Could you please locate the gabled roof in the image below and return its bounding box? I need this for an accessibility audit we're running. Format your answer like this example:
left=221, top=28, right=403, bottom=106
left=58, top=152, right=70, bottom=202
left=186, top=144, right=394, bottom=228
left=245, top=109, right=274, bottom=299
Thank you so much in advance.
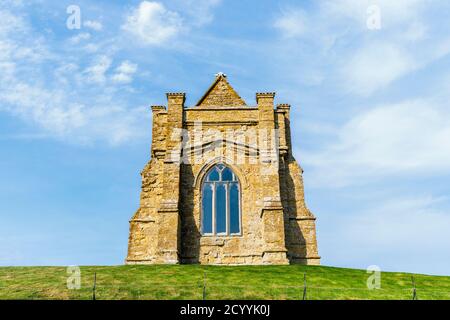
left=196, top=73, right=247, bottom=107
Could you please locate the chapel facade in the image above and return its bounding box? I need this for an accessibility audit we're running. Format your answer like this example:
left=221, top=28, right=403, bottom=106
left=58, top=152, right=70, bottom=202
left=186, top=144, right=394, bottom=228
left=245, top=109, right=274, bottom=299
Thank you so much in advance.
left=125, top=73, right=320, bottom=265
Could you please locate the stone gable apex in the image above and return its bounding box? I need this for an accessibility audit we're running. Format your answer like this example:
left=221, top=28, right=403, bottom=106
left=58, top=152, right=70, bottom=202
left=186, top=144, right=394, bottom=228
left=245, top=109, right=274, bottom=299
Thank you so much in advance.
left=196, top=73, right=247, bottom=107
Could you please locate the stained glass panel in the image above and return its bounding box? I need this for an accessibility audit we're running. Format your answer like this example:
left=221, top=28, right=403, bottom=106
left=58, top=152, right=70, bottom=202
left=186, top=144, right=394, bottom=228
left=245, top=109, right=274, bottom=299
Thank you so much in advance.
left=202, top=184, right=213, bottom=233
left=207, top=168, right=220, bottom=181
left=229, top=183, right=240, bottom=234
left=215, top=183, right=227, bottom=233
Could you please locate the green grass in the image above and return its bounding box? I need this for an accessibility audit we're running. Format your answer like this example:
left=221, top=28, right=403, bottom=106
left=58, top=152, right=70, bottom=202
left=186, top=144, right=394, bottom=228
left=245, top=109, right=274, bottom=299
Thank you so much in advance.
left=0, top=265, right=449, bottom=300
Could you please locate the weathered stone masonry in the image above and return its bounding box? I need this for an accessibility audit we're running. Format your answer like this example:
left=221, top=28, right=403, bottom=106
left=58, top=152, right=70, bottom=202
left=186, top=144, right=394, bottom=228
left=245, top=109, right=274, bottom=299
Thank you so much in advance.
left=126, top=74, right=320, bottom=265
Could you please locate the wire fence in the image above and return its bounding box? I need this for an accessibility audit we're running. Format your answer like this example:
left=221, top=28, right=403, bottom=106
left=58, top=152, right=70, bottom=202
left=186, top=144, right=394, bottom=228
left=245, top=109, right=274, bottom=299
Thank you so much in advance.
left=2, top=285, right=448, bottom=300
left=1, top=272, right=449, bottom=300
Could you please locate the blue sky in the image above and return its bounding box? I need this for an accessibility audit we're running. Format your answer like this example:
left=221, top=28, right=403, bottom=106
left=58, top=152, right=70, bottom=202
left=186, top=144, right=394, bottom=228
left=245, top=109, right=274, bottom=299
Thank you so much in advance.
left=0, top=0, right=449, bottom=275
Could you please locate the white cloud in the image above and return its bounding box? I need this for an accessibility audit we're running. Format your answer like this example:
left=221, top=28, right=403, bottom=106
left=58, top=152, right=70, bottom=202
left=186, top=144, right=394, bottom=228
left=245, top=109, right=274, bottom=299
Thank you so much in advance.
left=341, top=43, right=416, bottom=96
left=0, top=71, right=149, bottom=145
left=304, top=99, right=450, bottom=187
left=83, top=20, right=103, bottom=31
left=0, top=0, right=24, bottom=8
left=347, top=196, right=450, bottom=248
left=274, top=9, right=307, bottom=38
left=404, top=21, right=427, bottom=42
left=0, top=78, right=148, bottom=145
left=116, top=60, right=138, bottom=74
left=111, top=60, right=138, bottom=84
left=122, top=1, right=182, bottom=45
left=0, top=6, right=148, bottom=145
left=0, top=82, right=86, bottom=134
left=316, top=0, right=426, bottom=31
left=0, top=8, right=25, bottom=34
left=53, top=62, right=79, bottom=85
left=68, top=32, right=91, bottom=44
left=173, top=0, right=221, bottom=26
left=83, top=55, right=112, bottom=84
left=82, top=42, right=101, bottom=53
left=274, top=0, right=427, bottom=41
left=322, top=194, right=450, bottom=274
left=339, top=35, right=450, bottom=96
left=273, top=0, right=450, bottom=96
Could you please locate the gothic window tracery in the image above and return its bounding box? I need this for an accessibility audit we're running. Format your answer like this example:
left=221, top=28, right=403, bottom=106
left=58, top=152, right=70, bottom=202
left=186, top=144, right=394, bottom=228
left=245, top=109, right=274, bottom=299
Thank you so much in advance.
left=201, top=164, right=241, bottom=236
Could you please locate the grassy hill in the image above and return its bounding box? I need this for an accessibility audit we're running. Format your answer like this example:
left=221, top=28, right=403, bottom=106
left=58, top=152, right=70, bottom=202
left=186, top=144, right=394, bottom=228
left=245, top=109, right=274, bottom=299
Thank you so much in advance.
left=0, top=265, right=449, bottom=300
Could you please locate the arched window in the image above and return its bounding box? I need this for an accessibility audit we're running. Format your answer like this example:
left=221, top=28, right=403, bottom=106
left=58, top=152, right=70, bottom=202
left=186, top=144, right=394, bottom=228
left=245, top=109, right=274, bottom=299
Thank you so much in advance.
left=201, top=164, right=241, bottom=235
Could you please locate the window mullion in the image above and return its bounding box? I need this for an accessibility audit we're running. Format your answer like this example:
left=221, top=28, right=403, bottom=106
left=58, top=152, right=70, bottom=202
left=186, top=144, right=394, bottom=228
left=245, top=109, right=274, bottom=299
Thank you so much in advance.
left=201, top=185, right=203, bottom=234
left=212, top=182, right=216, bottom=235
left=239, top=183, right=241, bottom=235
left=226, top=182, right=229, bottom=235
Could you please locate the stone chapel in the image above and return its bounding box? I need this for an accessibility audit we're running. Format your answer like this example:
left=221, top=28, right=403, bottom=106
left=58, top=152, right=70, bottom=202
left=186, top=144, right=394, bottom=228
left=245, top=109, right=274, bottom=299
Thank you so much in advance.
left=126, top=73, right=320, bottom=265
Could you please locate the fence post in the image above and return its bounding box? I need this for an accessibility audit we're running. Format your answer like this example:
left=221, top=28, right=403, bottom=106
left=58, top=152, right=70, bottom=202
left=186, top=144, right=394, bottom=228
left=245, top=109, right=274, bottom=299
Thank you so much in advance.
left=202, top=271, right=207, bottom=300
left=92, top=272, right=97, bottom=301
left=302, top=273, right=307, bottom=300
left=411, top=276, right=417, bottom=300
